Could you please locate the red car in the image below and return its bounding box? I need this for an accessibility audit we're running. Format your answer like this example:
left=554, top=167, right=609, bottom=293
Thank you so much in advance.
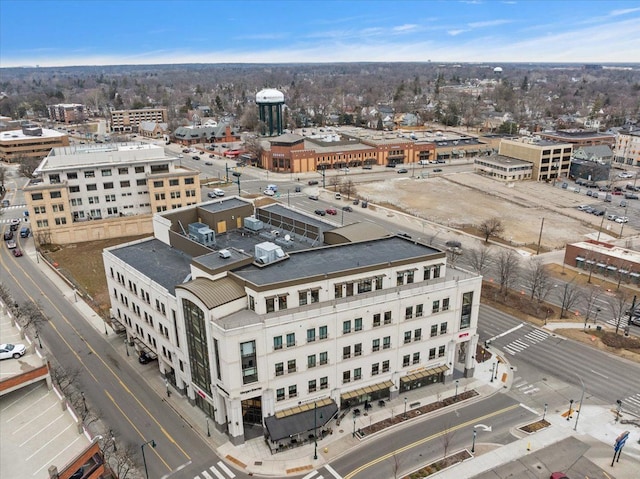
left=12, top=248, right=23, bottom=257
left=550, top=473, right=569, bottom=479
left=325, top=208, right=337, bottom=215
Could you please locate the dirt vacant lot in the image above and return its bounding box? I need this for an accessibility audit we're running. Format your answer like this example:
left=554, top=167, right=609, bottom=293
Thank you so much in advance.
left=354, top=172, right=635, bottom=251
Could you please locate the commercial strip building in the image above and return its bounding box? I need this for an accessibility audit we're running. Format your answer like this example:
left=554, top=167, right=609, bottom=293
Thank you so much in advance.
left=498, top=138, right=573, bottom=182
left=564, top=240, right=640, bottom=286
left=173, top=123, right=241, bottom=146
left=23, top=143, right=200, bottom=245
left=47, top=103, right=87, bottom=124
left=110, top=108, right=168, bottom=133
left=103, top=198, right=482, bottom=446
left=473, top=155, right=533, bottom=181
left=0, top=302, right=107, bottom=479
left=0, top=125, right=69, bottom=163
left=613, top=126, right=640, bottom=166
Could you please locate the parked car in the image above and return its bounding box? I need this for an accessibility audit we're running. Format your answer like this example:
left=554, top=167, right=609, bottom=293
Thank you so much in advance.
left=295, top=186, right=302, bottom=192
left=606, top=214, right=618, bottom=221
left=591, top=209, right=605, bottom=216
left=586, top=190, right=593, bottom=197
left=13, top=248, right=22, bottom=257
left=342, top=206, right=353, bottom=212
left=625, top=193, right=639, bottom=199
left=433, top=168, right=443, bottom=173
left=211, top=188, right=225, bottom=197
left=361, top=201, right=368, bottom=208
left=385, top=164, right=396, bottom=168
left=209, top=154, right=216, bottom=158
left=0, top=343, right=26, bottom=360
left=205, top=161, right=213, bottom=166
left=192, top=155, right=200, bottom=160
left=9, top=223, right=18, bottom=231
left=362, top=164, right=373, bottom=170
left=615, top=216, right=629, bottom=223
left=620, top=200, right=628, bottom=207
left=577, top=205, right=590, bottom=211
left=182, top=149, right=190, bottom=153
left=308, top=195, right=319, bottom=200
left=397, top=168, right=408, bottom=174
left=308, top=180, right=319, bottom=185
left=263, top=189, right=275, bottom=196
left=436, top=159, right=446, bottom=164
left=314, top=209, right=326, bottom=216
left=325, top=208, right=337, bottom=215
left=138, top=351, right=154, bottom=364
left=352, top=198, right=360, bottom=205
left=6, top=240, right=16, bottom=249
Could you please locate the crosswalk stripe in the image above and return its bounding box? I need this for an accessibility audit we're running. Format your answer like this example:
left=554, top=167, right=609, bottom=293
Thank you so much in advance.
left=201, top=471, right=214, bottom=479
left=513, top=340, right=529, bottom=348
left=325, top=465, right=343, bottom=479
left=302, top=471, right=319, bottom=479
left=217, top=461, right=235, bottom=478
left=524, top=388, right=539, bottom=395
left=208, top=466, right=226, bottom=479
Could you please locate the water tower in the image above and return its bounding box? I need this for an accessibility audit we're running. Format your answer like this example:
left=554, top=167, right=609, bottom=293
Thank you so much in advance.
left=256, top=88, right=285, bottom=136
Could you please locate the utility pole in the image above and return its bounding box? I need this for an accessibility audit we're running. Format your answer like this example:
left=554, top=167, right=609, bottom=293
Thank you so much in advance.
left=536, top=217, right=545, bottom=255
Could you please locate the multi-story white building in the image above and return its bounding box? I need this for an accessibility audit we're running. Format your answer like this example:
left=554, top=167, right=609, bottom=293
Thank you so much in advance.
left=614, top=126, right=640, bottom=166
left=24, top=143, right=200, bottom=244
left=110, top=108, right=168, bottom=133
left=103, top=199, right=482, bottom=446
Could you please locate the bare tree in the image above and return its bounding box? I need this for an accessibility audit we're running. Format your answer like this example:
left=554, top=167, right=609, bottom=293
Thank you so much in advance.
left=582, top=285, right=603, bottom=327
left=340, top=179, right=355, bottom=199
left=329, top=175, right=342, bottom=191
left=479, top=217, right=504, bottom=243
left=0, top=165, right=6, bottom=191
left=50, top=365, right=81, bottom=397
left=497, top=249, right=520, bottom=297
left=607, top=291, right=633, bottom=335
left=556, top=281, right=583, bottom=319
left=16, top=299, right=48, bottom=332
left=524, top=258, right=554, bottom=309
left=389, top=453, right=403, bottom=479
left=467, top=245, right=493, bottom=276
left=18, top=155, right=42, bottom=179
left=440, top=422, right=456, bottom=459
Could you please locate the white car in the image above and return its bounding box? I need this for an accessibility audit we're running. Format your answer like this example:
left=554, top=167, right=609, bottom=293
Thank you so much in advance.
left=618, top=172, right=634, bottom=178
left=615, top=216, right=629, bottom=223
left=6, top=240, right=16, bottom=249
left=210, top=188, right=225, bottom=197
left=263, top=189, right=275, bottom=196
left=0, top=343, right=26, bottom=360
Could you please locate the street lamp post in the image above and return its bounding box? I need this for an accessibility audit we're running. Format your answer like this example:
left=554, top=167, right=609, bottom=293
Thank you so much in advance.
left=455, top=380, right=459, bottom=400
left=574, top=374, right=585, bottom=431
left=124, top=338, right=129, bottom=356
left=595, top=307, right=601, bottom=325
left=494, top=363, right=499, bottom=380
left=543, top=403, right=548, bottom=421
left=616, top=400, right=622, bottom=422
left=567, top=399, right=574, bottom=421
left=490, top=363, right=495, bottom=383
left=471, top=428, right=477, bottom=453
left=404, top=397, right=408, bottom=419
left=313, top=402, right=318, bottom=460
left=206, top=418, right=210, bottom=437
left=140, top=439, right=156, bottom=479
left=110, top=430, right=117, bottom=451
left=352, top=413, right=356, bottom=438
left=81, top=392, right=87, bottom=413
left=35, top=330, right=42, bottom=348
left=164, top=378, right=171, bottom=398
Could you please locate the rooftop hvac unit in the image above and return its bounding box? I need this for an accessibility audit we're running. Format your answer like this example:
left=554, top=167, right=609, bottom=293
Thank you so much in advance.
left=255, top=241, right=286, bottom=265
left=188, top=222, right=216, bottom=247
left=244, top=217, right=264, bottom=231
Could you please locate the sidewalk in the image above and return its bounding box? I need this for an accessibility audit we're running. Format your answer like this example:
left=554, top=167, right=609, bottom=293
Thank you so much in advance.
left=25, top=238, right=640, bottom=478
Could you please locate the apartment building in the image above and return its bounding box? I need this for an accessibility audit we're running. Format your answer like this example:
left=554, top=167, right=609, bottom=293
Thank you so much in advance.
left=498, top=138, right=573, bottom=182
left=103, top=199, right=482, bottom=446
left=110, top=108, right=168, bottom=133
left=0, top=125, right=69, bottom=163
left=613, top=126, right=640, bottom=166
left=47, top=103, right=87, bottom=124
left=23, top=143, right=200, bottom=244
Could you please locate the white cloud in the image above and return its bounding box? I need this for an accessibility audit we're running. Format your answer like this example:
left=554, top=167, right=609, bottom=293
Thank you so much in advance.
left=467, top=19, right=512, bottom=28
left=447, top=29, right=468, bottom=36
left=392, top=24, right=420, bottom=33
left=609, top=7, right=640, bottom=17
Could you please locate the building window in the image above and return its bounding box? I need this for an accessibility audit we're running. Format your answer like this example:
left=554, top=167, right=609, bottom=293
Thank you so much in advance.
left=431, top=324, right=438, bottom=337
left=67, top=172, right=78, bottom=180
left=153, top=180, right=164, bottom=188
left=404, top=331, right=411, bottom=344
left=461, top=291, right=473, bottom=329
left=442, top=298, right=450, bottom=311
left=50, top=191, right=62, bottom=199
left=396, top=272, right=404, bottom=286
left=405, top=306, right=413, bottom=319
left=273, top=336, right=282, bottom=350
left=286, top=333, right=296, bottom=348
left=240, top=340, right=258, bottom=384
left=308, top=379, right=317, bottom=393
left=343, top=320, right=351, bottom=334
left=343, top=371, right=351, bottom=383
left=169, top=179, right=179, bottom=186
left=403, top=355, right=410, bottom=367
left=31, top=193, right=43, bottom=201
left=383, top=336, right=391, bottom=349
left=384, top=311, right=392, bottom=324
left=358, top=278, right=372, bottom=293
left=373, top=313, right=381, bottom=327
left=266, top=298, right=275, bottom=313
left=70, top=186, right=80, bottom=193
left=307, top=355, right=316, bottom=368
left=416, top=304, right=424, bottom=317
left=354, top=343, right=362, bottom=357
left=438, top=345, right=446, bottom=358
left=135, top=166, right=145, bottom=174
left=278, top=295, right=288, bottom=310
left=413, top=352, right=420, bottom=364
left=334, top=284, right=343, bottom=298
left=382, top=360, right=390, bottom=373
left=320, top=377, right=328, bottom=390
left=118, top=167, right=129, bottom=175
left=319, top=351, right=328, bottom=365
left=310, top=289, right=320, bottom=303
left=433, top=264, right=441, bottom=278
left=299, top=291, right=308, bottom=306
left=440, top=322, right=448, bottom=334
left=275, top=362, right=284, bottom=376
left=375, top=276, right=383, bottom=289
left=407, top=270, right=414, bottom=283
left=307, top=328, right=316, bottom=342
left=86, top=184, right=97, bottom=191
left=287, top=359, right=296, bottom=373
left=354, top=368, right=362, bottom=381
left=343, top=346, right=351, bottom=359
left=423, top=267, right=431, bottom=281
left=354, top=317, right=362, bottom=331
left=183, top=299, right=211, bottom=393
left=372, top=363, right=379, bottom=376
left=185, top=177, right=195, bottom=185
left=414, top=328, right=422, bottom=341
left=137, top=179, right=146, bottom=186
left=248, top=295, right=255, bottom=311
left=84, top=171, right=95, bottom=178
left=319, top=325, right=328, bottom=340
left=372, top=339, right=380, bottom=352
left=288, top=385, right=297, bottom=398
left=432, top=300, right=440, bottom=313
left=101, top=169, right=112, bottom=177
left=277, top=388, right=285, bottom=401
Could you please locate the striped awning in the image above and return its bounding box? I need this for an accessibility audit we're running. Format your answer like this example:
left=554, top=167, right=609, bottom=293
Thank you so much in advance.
left=340, top=380, right=394, bottom=401
left=275, top=397, right=334, bottom=419
left=400, top=365, right=449, bottom=383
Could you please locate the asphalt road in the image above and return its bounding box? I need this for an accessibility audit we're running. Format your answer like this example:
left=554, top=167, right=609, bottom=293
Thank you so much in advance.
left=330, top=394, right=534, bottom=479
left=477, top=304, right=640, bottom=419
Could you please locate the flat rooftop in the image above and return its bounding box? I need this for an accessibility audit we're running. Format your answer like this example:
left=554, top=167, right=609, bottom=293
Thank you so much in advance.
left=476, top=155, right=532, bottom=167
left=572, top=241, right=640, bottom=264
left=233, top=235, right=441, bottom=286
left=39, top=143, right=171, bottom=170
left=0, top=128, right=66, bottom=142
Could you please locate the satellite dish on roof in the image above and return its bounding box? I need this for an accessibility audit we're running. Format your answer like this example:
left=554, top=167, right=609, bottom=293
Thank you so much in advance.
left=284, top=234, right=291, bottom=241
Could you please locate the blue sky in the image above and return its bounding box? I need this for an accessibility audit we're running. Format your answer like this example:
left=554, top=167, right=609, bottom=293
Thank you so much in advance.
left=1, top=0, right=639, bottom=67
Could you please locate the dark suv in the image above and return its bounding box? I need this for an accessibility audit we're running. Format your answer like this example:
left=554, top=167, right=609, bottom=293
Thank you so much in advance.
left=3, top=230, right=13, bottom=241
